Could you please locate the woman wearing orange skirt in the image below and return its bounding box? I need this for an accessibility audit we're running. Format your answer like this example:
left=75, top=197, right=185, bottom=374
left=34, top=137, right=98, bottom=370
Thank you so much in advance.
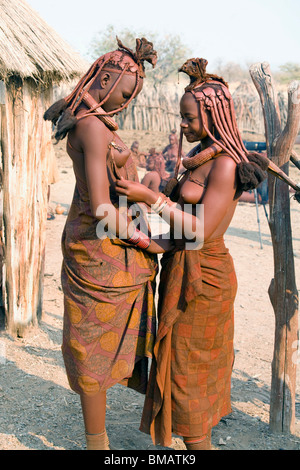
left=44, top=38, right=173, bottom=450
left=116, top=58, right=296, bottom=450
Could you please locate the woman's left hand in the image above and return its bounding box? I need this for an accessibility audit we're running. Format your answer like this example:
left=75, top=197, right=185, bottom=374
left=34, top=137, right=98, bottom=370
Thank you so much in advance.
left=115, top=178, right=156, bottom=205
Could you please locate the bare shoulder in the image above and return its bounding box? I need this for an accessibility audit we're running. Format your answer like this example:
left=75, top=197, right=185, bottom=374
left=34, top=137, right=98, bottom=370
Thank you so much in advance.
left=210, top=154, right=237, bottom=178
left=142, top=171, right=160, bottom=183
left=213, top=154, right=236, bottom=169
left=205, top=154, right=237, bottom=191
left=76, top=115, right=111, bottom=143
left=151, top=171, right=161, bottom=181
left=76, top=114, right=108, bottom=133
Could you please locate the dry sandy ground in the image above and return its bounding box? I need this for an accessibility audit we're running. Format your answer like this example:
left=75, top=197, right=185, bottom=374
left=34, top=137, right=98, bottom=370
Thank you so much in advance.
left=0, top=131, right=299, bottom=451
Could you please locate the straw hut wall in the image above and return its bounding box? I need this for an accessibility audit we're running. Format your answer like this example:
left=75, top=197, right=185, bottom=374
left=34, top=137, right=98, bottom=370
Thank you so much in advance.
left=0, top=0, right=87, bottom=335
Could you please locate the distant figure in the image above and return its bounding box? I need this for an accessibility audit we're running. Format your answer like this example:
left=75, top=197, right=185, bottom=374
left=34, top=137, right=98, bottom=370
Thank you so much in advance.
left=147, top=147, right=160, bottom=158
left=130, top=140, right=146, bottom=168
left=163, top=128, right=178, bottom=147
left=141, top=153, right=170, bottom=193
left=141, top=155, right=161, bottom=193
left=163, top=132, right=184, bottom=173
left=156, top=153, right=171, bottom=191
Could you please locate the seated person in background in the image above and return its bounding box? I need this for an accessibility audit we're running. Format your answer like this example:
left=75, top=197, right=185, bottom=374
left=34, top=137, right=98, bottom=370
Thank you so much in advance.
left=130, top=140, right=146, bottom=168
left=156, top=153, right=171, bottom=192
left=141, top=152, right=170, bottom=194
left=163, top=132, right=185, bottom=173
left=147, top=147, right=160, bottom=159
left=162, top=129, right=178, bottom=152
left=141, top=154, right=161, bottom=193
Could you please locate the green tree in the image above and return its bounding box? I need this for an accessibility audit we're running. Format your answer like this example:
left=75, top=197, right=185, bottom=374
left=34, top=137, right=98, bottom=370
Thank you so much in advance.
left=212, top=59, right=249, bottom=83
left=89, top=25, right=139, bottom=58
left=88, top=25, right=192, bottom=88
left=275, top=62, right=300, bottom=84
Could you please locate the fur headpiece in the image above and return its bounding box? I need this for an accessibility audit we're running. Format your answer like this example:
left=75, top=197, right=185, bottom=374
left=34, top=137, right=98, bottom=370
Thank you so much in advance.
left=116, top=37, right=157, bottom=78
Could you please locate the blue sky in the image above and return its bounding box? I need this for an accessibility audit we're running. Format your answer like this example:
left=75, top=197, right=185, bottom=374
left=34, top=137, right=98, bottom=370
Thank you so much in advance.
left=26, top=0, right=299, bottom=71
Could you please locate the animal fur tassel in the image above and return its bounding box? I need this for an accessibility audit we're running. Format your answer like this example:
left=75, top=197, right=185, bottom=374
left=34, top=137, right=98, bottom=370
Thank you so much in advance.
left=236, top=161, right=266, bottom=191
left=163, top=177, right=179, bottom=198
left=44, top=98, right=68, bottom=125
left=241, top=151, right=300, bottom=202
left=54, top=108, right=78, bottom=141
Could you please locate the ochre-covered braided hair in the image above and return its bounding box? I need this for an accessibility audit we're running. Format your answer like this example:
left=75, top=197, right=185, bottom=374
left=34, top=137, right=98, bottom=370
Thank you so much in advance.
left=44, top=37, right=157, bottom=141
left=180, top=58, right=268, bottom=193
left=164, top=58, right=300, bottom=201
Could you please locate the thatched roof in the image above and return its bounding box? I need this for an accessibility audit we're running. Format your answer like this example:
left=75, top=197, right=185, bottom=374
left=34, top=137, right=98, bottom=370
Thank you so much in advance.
left=0, top=0, right=88, bottom=82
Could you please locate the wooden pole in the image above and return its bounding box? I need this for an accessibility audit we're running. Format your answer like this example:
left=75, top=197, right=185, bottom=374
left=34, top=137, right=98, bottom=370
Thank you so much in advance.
left=249, top=62, right=300, bottom=433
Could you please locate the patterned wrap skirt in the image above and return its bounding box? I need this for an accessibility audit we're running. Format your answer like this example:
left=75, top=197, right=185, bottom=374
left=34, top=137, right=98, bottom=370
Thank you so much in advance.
left=140, top=236, right=237, bottom=446
left=61, top=157, right=158, bottom=397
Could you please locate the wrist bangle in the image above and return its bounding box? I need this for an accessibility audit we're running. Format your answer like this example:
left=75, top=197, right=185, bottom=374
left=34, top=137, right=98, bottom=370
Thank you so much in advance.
left=151, top=194, right=172, bottom=214
left=155, top=200, right=168, bottom=214
left=151, top=195, right=163, bottom=212
left=128, top=228, right=151, bottom=249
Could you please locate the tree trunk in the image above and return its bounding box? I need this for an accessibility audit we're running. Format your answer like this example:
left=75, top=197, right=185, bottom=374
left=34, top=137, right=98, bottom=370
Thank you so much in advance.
left=249, top=63, right=300, bottom=433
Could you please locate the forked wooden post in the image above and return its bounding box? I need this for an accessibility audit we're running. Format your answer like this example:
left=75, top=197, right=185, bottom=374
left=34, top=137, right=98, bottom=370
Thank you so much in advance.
left=249, top=62, right=300, bottom=433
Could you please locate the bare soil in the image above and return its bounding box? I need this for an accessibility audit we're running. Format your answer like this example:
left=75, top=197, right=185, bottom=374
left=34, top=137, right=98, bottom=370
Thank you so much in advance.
left=0, top=132, right=299, bottom=451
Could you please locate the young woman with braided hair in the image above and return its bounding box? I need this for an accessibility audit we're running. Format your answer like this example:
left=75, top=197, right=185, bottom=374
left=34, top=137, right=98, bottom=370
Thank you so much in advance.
left=43, top=38, right=175, bottom=451
left=116, top=58, right=300, bottom=450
